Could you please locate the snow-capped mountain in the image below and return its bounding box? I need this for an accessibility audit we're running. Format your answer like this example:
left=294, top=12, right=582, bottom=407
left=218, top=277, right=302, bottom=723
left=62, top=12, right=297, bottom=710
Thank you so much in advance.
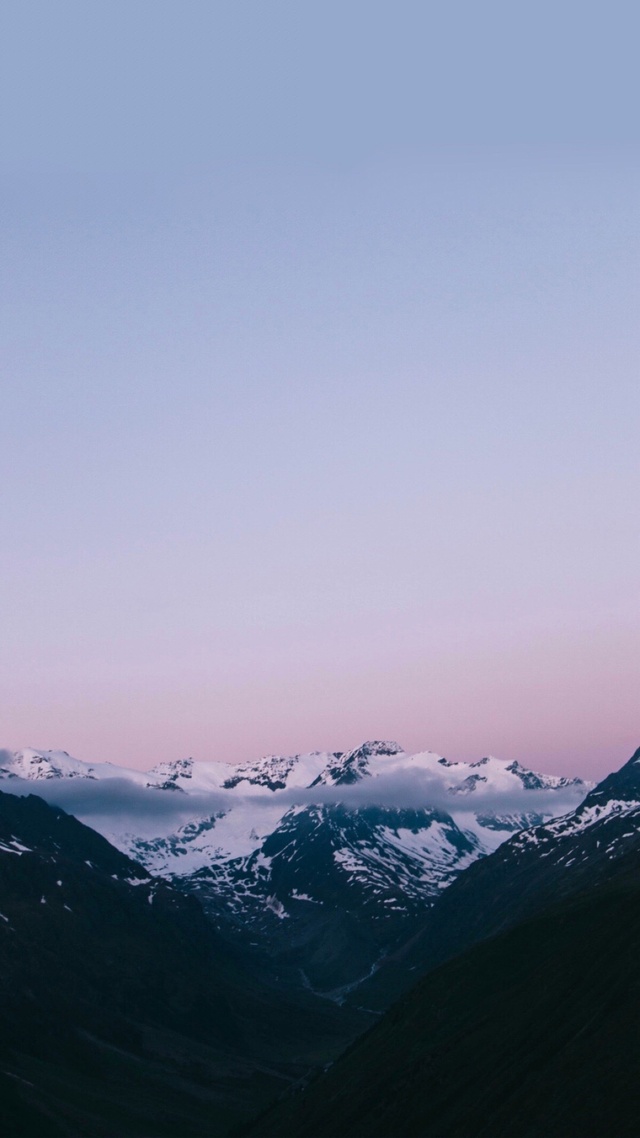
left=0, top=741, right=589, bottom=992
left=0, top=742, right=587, bottom=879
left=488, top=742, right=640, bottom=888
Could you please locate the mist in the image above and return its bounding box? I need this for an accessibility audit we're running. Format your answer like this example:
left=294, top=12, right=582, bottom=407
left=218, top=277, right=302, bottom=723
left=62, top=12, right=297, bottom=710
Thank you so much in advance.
left=0, top=761, right=588, bottom=837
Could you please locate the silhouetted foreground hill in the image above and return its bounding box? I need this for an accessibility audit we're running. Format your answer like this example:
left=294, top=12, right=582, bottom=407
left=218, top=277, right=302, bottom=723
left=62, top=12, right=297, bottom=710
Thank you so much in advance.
left=247, top=875, right=640, bottom=1138
left=0, top=791, right=368, bottom=1137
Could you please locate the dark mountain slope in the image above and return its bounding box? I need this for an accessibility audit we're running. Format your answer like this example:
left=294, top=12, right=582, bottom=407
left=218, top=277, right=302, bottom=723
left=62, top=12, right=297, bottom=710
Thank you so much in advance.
left=0, top=790, right=369, bottom=1137
left=248, top=871, right=640, bottom=1138
left=353, top=744, right=640, bottom=1009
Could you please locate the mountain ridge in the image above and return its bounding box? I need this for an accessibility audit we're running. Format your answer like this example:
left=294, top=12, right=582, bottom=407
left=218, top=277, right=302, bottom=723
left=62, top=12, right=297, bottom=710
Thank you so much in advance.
left=0, top=742, right=589, bottom=993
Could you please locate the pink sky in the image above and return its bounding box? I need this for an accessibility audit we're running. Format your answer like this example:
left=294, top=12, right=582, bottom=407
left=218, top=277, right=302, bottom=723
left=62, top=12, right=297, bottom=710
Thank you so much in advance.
left=1, top=9, right=638, bottom=785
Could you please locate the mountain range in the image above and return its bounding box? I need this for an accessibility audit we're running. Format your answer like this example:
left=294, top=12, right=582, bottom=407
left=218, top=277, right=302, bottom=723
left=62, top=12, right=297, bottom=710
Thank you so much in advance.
left=1, top=741, right=638, bottom=1137
left=0, top=742, right=588, bottom=993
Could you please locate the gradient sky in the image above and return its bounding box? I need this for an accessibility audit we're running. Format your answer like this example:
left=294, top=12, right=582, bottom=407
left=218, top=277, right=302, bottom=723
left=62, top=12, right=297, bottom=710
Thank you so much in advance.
left=1, top=2, right=638, bottom=778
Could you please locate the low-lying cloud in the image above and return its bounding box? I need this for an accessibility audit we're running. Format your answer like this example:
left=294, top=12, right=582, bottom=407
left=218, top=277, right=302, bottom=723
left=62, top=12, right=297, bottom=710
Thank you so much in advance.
left=279, top=771, right=586, bottom=818
left=0, top=760, right=588, bottom=836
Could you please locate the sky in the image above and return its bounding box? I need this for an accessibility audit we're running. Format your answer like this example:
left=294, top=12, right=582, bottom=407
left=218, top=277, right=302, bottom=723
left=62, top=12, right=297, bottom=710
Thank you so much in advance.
left=1, top=2, right=638, bottom=779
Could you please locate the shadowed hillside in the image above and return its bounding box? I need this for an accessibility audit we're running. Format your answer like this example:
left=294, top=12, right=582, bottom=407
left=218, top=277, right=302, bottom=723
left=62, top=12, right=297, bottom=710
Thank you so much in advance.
left=247, top=876, right=640, bottom=1137
left=0, top=791, right=369, bottom=1137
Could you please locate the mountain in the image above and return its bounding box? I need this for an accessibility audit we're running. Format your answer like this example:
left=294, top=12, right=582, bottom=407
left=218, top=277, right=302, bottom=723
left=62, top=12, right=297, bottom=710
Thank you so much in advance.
left=0, top=744, right=632, bottom=1137
left=0, top=742, right=588, bottom=994
left=352, top=743, right=640, bottom=1009
left=247, top=746, right=640, bottom=1138
left=247, top=871, right=640, bottom=1138
left=0, top=789, right=370, bottom=1138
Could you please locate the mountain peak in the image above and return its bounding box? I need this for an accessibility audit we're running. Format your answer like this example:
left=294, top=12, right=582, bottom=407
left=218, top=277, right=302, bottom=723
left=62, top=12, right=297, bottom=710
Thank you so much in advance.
left=147, top=758, right=195, bottom=789
left=343, top=740, right=404, bottom=765
left=312, top=741, right=404, bottom=786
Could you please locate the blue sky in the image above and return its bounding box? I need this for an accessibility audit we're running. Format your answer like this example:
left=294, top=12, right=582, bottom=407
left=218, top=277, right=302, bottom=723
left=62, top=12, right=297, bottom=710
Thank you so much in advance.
left=1, top=2, right=638, bottom=776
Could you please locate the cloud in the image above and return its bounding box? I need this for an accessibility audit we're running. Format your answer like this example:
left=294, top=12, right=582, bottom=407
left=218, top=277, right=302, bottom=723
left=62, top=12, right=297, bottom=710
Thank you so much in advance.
left=269, top=769, right=586, bottom=818
left=0, top=767, right=587, bottom=836
left=0, top=778, right=226, bottom=833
